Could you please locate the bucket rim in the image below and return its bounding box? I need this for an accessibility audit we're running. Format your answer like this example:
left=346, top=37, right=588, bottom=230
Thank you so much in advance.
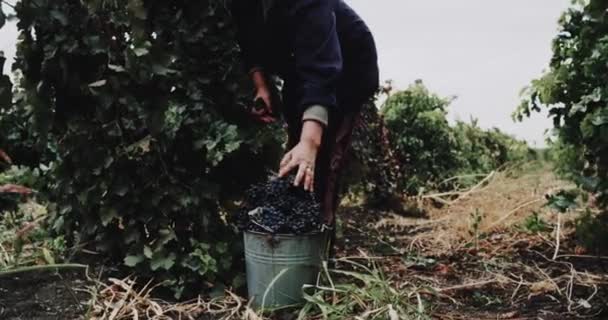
left=244, top=230, right=325, bottom=237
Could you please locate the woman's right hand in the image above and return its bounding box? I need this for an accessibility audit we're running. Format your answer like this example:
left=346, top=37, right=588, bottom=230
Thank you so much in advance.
left=250, top=69, right=276, bottom=123
left=252, top=88, right=276, bottom=123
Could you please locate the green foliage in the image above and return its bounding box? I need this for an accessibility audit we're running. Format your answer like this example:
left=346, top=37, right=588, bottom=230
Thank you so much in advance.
left=0, top=164, right=50, bottom=191
left=546, top=189, right=579, bottom=213
left=381, top=82, right=460, bottom=194
left=0, top=69, right=56, bottom=167
left=0, top=4, right=55, bottom=167
left=514, top=0, right=608, bottom=209
left=299, top=259, right=429, bottom=319
left=0, top=200, right=64, bottom=270
left=0, top=145, right=50, bottom=213
left=521, top=211, right=550, bottom=233
left=452, top=120, right=534, bottom=177
left=468, top=209, right=484, bottom=249
left=545, top=136, right=585, bottom=180
left=11, top=0, right=281, bottom=297
left=0, top=147, right=61, bottom=271
left=0, top=54, right=11, bottom=110
left=347, top=101, right=400, bottom=205
left=574, top=209, right=608, bottom=254
left=381, top=82, right=534, bottom=195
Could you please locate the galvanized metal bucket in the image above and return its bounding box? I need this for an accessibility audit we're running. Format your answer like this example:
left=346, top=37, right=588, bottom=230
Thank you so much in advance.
left=244, top=230, right=326, bottom=309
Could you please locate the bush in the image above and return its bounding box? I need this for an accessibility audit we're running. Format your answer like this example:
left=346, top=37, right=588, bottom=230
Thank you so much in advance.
left=381, top=81, right=461, bottom=194
left=545, top=136, right=585, bottom=180
left=0, top=71, right=55, bottom=167
left=452, top=120, right=534, bottom=176
left=575, top=210, right=608, bottom=254
left=514, top=0, right=608, bottom=254
left=12, top=0, right=281, bottom=297
left=379, top=81, right=533, bottom=195
left=346, top=101, right=400, bottom=205
left=514, top=0, right=608, bottom=209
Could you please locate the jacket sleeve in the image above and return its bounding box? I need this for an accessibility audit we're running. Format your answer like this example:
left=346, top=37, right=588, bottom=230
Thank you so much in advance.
left=288, top=0, right=343, bottom=112
left=231, top=0, right=265, bottom=72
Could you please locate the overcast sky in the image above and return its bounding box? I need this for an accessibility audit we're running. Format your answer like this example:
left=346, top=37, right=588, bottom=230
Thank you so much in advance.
left=347, top=0, right=571, bottom=147
left=0, top=1, right=571, bottom=147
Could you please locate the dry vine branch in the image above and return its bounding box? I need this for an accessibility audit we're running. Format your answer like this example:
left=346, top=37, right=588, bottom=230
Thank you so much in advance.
left=487, top=198, right=544, bottom=230
left=421, top=171, right=496, bottom=206
left=553, top=211, right=563, bottom=260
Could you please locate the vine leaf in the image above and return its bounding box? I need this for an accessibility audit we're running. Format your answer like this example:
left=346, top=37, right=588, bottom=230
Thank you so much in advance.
left=124, top=254, right=144, bottom=267
left=50, top=10, right=68, bottom=26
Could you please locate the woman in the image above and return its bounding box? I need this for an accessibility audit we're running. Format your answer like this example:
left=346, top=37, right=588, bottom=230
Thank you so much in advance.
left=232, top=0, right=379, bottom=227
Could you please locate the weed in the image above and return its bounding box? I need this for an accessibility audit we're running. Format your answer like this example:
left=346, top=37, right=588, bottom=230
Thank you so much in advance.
left=520, top=211, right=550, bottom=233
left=298, top=258, right=430, bottom=320
left=0, top=200, right=64, bottom=271
left=468, top=209, right=484, bottom=249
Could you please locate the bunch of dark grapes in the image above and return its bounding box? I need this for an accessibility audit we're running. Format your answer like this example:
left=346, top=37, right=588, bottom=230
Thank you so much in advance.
left=236, top=174, right=322, bottom=234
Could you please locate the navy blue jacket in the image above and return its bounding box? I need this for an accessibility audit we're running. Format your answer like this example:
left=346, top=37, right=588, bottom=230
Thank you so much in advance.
left=232, top=0, right=379, bottom=115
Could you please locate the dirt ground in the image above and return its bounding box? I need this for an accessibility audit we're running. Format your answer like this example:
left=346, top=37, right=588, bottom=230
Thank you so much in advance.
left=1, top=164, right=607, bottom=319
left=0, top=270, right=91, bottom=319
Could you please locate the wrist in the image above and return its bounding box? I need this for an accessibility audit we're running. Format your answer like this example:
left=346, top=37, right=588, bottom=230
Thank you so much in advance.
left=256, top=86, right=270, bottom=97
left=251, top=69, right=268, bottom=92
left=300, top=120, right=323, bottom=148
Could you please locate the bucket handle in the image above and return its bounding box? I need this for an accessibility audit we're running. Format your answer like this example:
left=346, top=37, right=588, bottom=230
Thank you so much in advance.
left=260, top=267, right=290, bottom=310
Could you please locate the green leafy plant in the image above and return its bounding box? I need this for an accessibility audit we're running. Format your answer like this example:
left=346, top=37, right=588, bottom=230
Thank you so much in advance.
left=545, top=189, right=579, bottom=259
left=468, top=208, right=484, bottom=249
left=452, top=119, right=534, bottom=182
left=0, top=148, right=63, bottom=272
left=514, top=0, right=608, bottom=210
left=298, top=259, right=430, bottom=319
left=381, top=81, right=460, bottom=194
left=575, top=209, right=608, bottom=254
left=546, top=189, right=579, bottom=214
left=513, top=0, right=608, bottom=255
left=0, top=149, right=41, bottom=213
left=379, top=81, right=534, bottom=196
left=9, top=0, right=282, bottom=297
left=521, top=211, right=550, bottom=233
left=346, top=101, right=401, bottom=206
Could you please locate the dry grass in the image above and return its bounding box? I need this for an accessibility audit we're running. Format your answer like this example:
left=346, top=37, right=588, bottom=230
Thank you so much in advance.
left=342, top=162, right=608, bottom=318
left=86, top=259, right=431, bottom=320
left=374, top=162, right=573, bottom=253
left=85, top=277, right=260, bottom=320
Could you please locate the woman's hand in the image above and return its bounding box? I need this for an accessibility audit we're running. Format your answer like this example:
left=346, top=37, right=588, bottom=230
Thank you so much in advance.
left=279, top=120, right=324, bottom=191
left=252, top=88, right=276, bottom=123
left=250, top=69, right=275, bottom=123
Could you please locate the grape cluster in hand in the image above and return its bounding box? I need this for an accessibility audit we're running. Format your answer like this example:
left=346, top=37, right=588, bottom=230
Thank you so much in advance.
left=237, top=174, right=322, bottom=234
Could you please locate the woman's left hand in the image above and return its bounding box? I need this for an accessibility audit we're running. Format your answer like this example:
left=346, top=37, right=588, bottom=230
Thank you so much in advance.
left=279, top=121, right=324, bottom=192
